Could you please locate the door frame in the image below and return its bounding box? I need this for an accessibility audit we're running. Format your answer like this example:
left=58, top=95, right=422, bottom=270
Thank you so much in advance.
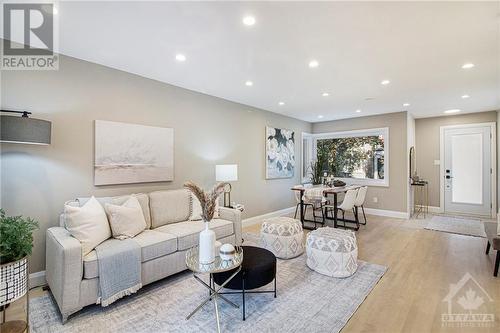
left=439, top=122, right=496, bottom=217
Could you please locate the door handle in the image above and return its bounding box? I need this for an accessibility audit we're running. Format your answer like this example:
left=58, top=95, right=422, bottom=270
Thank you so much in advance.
left=446, top=175, right=453, bottom=179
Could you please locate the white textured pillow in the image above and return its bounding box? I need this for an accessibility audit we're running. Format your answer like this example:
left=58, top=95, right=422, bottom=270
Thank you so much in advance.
left=189, top=194, right=203, bottom=221
left=189, top=195, right=220, bottom=221
left=64, top=196, right=111, bottom=256
left=105, top=196, right=146, bottom=240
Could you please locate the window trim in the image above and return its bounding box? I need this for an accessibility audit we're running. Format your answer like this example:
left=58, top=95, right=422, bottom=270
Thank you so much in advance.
left=301, top=132, right=313, bottom=183
left=307, top=127, right=390, bottom=187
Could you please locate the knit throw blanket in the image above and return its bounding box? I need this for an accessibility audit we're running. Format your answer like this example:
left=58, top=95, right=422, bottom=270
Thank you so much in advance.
left=95, top=238, right=142, bottom=307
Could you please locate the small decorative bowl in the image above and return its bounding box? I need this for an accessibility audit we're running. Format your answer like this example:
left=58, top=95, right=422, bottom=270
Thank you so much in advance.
left=219, top=243, right=236, bottom=261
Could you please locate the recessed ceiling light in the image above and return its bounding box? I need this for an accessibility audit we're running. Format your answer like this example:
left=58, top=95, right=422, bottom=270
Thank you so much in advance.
left=403, top=103, right=410, bottom=107
left=461, top=63, right=475, bottom=69
left=322, top=92, right=329, bottom=97
left=175, top=54, right=186, bottom=62
left=444, top=109, right=461, bottom=114
left=245, top=80, right=253, bottom=87
left=243, top=16, right=256, bottom=26
left=317, top=115, right=324, bottom=119
left=309, top=60, right=319, bottom=68
left=381, top=80, right=390, bottom=85
left=278, top=101, right=285, bottom=106
left=356, top=109, right=361, bottom=113
left=461, top=94, right=470, bottom=99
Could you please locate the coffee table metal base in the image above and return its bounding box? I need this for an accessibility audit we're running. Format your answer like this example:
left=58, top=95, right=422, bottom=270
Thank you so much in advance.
left=186, top=267, right=241, bottom=333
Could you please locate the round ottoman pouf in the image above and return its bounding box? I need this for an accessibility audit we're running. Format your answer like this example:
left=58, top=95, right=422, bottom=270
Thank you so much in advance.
left=260, top=217, right=304, bottom=259
left=306, top=227, right=358, bottom=278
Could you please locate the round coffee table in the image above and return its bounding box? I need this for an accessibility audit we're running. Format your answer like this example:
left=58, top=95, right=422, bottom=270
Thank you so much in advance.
left=212, top=246, right=277, bottom=320
left=185, top=246, right=244, bottom=333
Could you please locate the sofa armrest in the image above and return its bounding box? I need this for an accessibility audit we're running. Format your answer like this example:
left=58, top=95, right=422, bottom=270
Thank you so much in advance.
left=219, top=207, right=242, bottom=246
left=46, top=227, right=83, bottom=321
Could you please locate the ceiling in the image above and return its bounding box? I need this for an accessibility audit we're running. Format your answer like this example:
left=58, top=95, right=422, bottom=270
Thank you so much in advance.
left=6, top=1, right=500, bottom=122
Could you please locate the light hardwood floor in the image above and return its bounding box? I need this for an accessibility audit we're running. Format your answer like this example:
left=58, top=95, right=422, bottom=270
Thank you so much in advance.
left=245, top=213, right=499, bottom=333
left=3, top=213, right=499, bottom=333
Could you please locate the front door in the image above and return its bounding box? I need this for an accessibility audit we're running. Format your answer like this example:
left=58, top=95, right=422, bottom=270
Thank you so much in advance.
left=443, top=125, right=492, bottom=216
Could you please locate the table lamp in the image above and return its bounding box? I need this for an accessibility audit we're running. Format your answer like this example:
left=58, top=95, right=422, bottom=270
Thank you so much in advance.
left=215, top=164, right=238, bottom=207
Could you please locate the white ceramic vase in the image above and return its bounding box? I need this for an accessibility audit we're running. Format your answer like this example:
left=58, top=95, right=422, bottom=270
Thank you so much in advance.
left=199, top=221, right=216, bottom=264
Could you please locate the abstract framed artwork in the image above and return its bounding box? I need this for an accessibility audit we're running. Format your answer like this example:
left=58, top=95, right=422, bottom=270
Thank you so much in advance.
left=266, top=126, right=295, bottom=179
left=94, top=120, right=174, bottom=185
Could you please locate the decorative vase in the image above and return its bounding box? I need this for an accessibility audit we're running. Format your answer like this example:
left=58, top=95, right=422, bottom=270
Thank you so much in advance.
left=219, top=243, right=236, bottom=261
left=199, top=222, right=216, bottom=264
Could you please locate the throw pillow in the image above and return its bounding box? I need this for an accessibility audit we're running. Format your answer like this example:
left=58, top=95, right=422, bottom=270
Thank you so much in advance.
left=105, top=196, right=147, bottom=240
left=64, top=196, right=112, bottom=256
left=189, top=194, right=220, bottom=220
left=189, top=194, right=203, bottom=221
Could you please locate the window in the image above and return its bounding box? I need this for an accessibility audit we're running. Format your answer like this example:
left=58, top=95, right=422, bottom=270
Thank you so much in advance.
left=302, top=128, right=389, bottom=186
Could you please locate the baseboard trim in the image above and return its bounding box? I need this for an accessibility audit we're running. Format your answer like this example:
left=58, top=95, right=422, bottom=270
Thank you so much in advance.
left=29, top=270, right=46, bottom=288
left=415, top=205, right=442, bottom=214
left=242, top=206, right=296, bottom=227
left=243, top=205, right=410, bottom=226
left=363, top=208, right=409, bottom=219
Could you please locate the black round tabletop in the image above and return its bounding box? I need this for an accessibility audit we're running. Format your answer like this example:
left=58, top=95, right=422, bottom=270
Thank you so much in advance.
left=212, top=245, right=276, bottom=290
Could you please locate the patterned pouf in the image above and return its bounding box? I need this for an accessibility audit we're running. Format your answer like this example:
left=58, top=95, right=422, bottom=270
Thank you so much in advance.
left=306, top=227, right=358, bottom=278
left=260, top=217, right=304, bottom=259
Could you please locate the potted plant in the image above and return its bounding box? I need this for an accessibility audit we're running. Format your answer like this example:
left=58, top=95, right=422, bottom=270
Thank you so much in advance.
left=0, top=209, right=38, bottom=331
left=184, top=182, right=225, bottom=264
left=309, top=161, right=323, bottom=185
left=0, top=209, right=39, bottom=264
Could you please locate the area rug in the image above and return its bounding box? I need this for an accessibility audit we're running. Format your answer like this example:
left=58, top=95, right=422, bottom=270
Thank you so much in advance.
left=30, top=233, right=386, bottom=333
left=424, top=215, right=486, bottom=237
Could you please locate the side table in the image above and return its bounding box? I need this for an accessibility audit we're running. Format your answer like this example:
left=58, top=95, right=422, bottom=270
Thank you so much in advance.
left=185, top=246, right=244, bottom=333
left=411, top=180, right=429, bottom=218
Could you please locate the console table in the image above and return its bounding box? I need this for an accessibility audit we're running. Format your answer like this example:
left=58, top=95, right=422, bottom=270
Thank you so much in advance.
left=411, top=180, right=429, bottom=218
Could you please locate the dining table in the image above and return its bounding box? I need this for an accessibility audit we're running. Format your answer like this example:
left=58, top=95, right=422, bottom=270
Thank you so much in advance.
left=291, top=184, right=362, bottom=230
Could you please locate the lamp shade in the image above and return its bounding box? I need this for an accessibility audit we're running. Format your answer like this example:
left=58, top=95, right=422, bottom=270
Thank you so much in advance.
left=216, top=164, right=238, bottom=182
left=1, top=115, right=51, bottom=145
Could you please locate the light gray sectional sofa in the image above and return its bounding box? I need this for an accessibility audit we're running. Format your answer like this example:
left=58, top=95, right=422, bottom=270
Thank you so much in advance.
left=45, top=189, right=242, bottom=322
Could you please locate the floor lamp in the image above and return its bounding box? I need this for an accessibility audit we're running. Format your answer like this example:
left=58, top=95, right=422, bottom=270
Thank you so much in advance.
left=216, top=164, right=238, bottom=208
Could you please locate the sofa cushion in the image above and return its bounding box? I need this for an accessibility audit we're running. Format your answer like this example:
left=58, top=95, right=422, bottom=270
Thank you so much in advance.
left=82, top=230, right=177, bottom=279
left=132, top=230, right=177, bottom=261
left=83, top=251, right=99, bottom=279
left=155, top=219, right=234, bottom=251
left=149, top=189, right=191, bottom=228
left=76, top=193, right=152, bottom=229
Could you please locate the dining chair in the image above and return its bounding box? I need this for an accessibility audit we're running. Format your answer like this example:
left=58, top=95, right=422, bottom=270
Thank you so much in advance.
left=353, top=186, right=368, bottom=225
left=302, top=187, right=327, bottom=227
left=324, top=188, right=359, bottom=229
left=293, top=188, right=314, bottom=219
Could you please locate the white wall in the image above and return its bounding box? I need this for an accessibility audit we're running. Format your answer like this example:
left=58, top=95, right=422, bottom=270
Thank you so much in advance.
left=0, top=55, right=311, bottom=272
